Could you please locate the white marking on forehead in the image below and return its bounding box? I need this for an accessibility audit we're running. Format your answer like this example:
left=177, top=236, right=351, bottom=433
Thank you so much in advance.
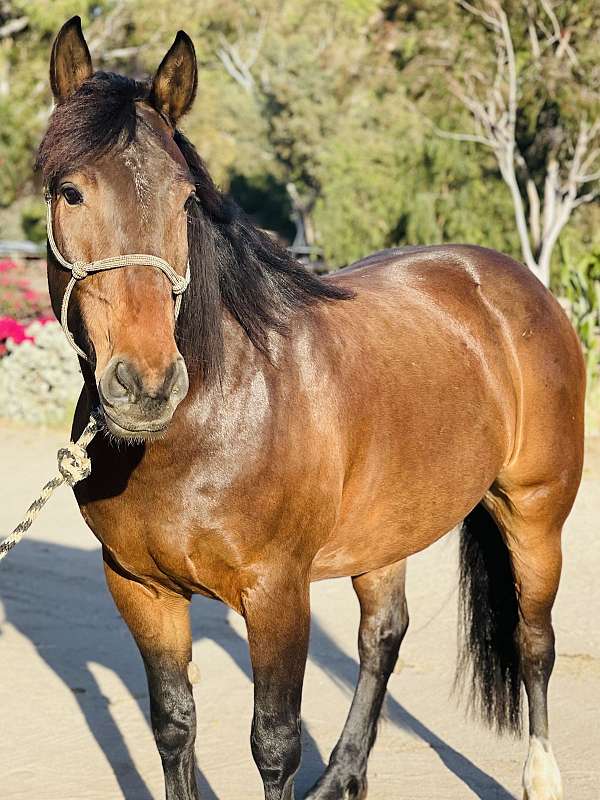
left=122, top=144, right=152, bottom=221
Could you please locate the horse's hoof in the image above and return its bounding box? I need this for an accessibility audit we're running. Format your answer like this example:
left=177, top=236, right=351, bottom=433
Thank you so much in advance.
left=522, top=737, right=563, bottom=800
left=305, top=774, right=367, bottom=800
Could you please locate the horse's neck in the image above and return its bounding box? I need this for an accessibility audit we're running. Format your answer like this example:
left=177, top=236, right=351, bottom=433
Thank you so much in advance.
left=185, top=311, right=272, bottom=405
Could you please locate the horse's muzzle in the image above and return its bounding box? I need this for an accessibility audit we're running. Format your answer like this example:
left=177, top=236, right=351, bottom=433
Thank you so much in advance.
left=98, top=356, right=189, bottom=439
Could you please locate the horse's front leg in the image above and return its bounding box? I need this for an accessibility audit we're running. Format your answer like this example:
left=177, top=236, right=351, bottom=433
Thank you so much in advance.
left=243, top=569, right=310, bottom=800
left=103, top=551, right=199, bottom=800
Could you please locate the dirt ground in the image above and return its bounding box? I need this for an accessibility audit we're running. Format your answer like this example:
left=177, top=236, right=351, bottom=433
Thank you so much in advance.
left=0, top=423, right=598, bottom=800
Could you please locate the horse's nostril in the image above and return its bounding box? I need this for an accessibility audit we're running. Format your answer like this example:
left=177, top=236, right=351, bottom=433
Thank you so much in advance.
left=115, top=361, right=135, bottom=393
left=101, top=359, right=140, bottom=406
left=162, top=358, right=189, bottom=402
left=171, top=359, right=189, bottom=403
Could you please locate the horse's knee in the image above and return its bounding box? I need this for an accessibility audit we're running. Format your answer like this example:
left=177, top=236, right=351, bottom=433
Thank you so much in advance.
left=519, top=618, right=555, bottom=660
left=250, top=711, right=301, bottom=791
left=152, top=689, right=196, bottom=763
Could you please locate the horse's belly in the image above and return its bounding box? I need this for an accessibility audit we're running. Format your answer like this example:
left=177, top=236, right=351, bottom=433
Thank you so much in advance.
left=311, top=510, right=460, bottom=580
left=310, top=436, right=504, bottom=581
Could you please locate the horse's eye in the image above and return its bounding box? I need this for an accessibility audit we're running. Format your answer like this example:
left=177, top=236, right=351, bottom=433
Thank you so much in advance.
left=61, top=185, right=83, bottom=206
left=184, top=191, right=197, bottom=211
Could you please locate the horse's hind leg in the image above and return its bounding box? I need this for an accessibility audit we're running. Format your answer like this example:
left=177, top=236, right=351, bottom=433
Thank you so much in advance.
left=486, top=480, right=574, bottom=800
left=306, top=560, right=409, bottom=800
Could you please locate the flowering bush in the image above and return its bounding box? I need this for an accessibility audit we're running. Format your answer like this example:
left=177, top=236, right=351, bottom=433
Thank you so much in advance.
left=0, top=259, right=52, bottom=321
left=0, top=319, right=82, bottom=425
left=0, top=259, right=81, bottom=425
left=0, top=317, right=32, bottom=356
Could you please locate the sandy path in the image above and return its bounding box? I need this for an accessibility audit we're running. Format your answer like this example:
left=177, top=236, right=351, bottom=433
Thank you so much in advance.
left=0, top=423, right=598, bottom=799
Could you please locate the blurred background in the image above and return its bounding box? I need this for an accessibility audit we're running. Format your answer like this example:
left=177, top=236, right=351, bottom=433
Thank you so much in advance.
left=0, top=0, right=599, bottom=429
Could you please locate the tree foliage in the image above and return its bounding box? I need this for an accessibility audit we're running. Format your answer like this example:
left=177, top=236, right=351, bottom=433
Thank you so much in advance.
left=0, top=0, right=598, bottom=277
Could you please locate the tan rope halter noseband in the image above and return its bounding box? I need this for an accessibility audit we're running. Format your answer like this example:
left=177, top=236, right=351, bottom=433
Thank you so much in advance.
left=45, top=193, right=191, bottom=360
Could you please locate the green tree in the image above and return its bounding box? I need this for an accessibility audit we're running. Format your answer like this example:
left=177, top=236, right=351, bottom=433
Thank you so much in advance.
left=409, top=0, right=600, bottom=286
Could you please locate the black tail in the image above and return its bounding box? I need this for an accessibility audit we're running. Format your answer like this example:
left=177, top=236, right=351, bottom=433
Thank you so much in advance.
left=456, top=502, right=522, bottom=734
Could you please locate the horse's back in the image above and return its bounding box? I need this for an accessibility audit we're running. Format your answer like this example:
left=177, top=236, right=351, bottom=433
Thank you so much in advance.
left=330, top=243, right=554, bottom=312
left=328, top=243, right=584, bottom=404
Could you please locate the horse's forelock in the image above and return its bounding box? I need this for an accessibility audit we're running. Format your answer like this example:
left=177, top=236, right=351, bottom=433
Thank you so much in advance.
left=36, top=71, right=148, bottom=189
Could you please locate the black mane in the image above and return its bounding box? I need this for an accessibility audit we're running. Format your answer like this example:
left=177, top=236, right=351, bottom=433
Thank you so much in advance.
left=37, top=71, right=352, bottom=381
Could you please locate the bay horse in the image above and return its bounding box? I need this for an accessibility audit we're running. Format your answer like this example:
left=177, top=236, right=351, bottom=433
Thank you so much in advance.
left=38, top=16, right=584, bottom=800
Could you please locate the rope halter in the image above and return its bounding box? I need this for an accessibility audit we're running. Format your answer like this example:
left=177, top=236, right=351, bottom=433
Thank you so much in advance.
left=45, top=193, right=191, bottom=361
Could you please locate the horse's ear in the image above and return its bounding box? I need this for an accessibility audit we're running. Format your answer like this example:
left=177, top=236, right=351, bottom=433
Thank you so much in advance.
left=50, top=16, right=93, bottom=103
left=150, top=31, right=198, bottom=125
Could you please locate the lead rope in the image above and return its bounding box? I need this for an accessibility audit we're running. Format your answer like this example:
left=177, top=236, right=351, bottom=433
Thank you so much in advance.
left=0, top=411, right=102, bottom=563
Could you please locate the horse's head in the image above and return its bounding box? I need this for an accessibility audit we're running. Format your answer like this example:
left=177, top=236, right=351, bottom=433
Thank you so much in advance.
left=39, top=17, right=197, bottom=440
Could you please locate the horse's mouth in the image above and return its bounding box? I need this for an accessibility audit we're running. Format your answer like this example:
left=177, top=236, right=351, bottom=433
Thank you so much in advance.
left=96, top=357, right=188, bottom=442
left=101, top=406, right=171, bottom=442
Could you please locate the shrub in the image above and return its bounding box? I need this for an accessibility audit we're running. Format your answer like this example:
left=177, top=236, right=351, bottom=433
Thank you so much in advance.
left=559, top=246, right=600, bottom=435
left=0, top=259, right=52, bottom=321
left=0, top=317, right=33, bottom=356
left=20, top=200, right=47, bottom=244
left=0, top=320, right=81, bottom=425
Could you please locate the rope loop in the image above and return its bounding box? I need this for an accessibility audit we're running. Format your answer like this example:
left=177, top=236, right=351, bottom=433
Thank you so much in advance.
left=71, top=262, right=89, bottom=280
left=57, top=442, right=92, bottom=486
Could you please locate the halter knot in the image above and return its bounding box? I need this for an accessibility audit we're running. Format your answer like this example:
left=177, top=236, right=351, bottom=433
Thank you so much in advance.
left=172, top=274, right=190, bottom=295
left=57, top=443, right=92, bottom=486
left=72, top=262, right=89, bottom=280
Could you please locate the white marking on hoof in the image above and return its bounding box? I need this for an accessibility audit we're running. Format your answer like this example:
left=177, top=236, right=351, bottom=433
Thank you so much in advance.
left=522, top=736, right=563, bottom=800
left=187, top=661, right=201, bottom=685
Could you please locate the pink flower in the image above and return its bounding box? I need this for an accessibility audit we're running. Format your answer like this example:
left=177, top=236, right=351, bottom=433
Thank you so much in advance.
left=0, top=317, right=32, bottom=344
left=0, top=260, right=17, bottom=273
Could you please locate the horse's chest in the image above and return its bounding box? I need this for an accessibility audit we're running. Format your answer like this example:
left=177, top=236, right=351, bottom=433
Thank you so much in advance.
left=77, top=454, right=276, bottom=603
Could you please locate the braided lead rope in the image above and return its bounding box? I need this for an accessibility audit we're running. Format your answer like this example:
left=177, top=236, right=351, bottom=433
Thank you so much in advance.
left=0, top=412, right=101, bottom=563
left=46, top=197, right=190, bottom=360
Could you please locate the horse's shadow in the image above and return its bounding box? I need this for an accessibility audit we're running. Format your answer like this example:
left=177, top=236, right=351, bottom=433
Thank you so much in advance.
left=0, top=539, right=515, bottom=799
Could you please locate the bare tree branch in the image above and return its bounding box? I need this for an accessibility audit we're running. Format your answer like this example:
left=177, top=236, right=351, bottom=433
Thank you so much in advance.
left=439, top=0, right=600, bottom=285
left=457, top=0, right=501, bottom=29
left=579, top=170, right=600, bottom=184
left=539, top=0, right=578, bottom=66
left=0, top=16, right=27, bottom=39
left=573, top=190, right=600, bottom=208
left=216, top=18, right=267, bottom=94
left=424, top=119, right=495, bottom=147
left=526, top=177, right=541, bottom=250
left=96, top=46, right=141, bottom=62
left=217, top=37, right=256, bottom=93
